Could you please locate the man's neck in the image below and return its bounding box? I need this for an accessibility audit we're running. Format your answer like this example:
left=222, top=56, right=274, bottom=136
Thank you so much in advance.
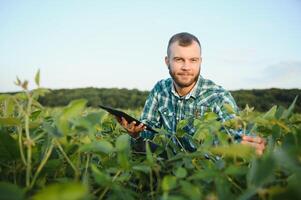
left=174, top=81, right=197, bottom=97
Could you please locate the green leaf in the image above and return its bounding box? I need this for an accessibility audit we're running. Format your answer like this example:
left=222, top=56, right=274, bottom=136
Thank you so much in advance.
left=0, top=117, right=21, bottom=126
left=210, top=144, right=254, bottom=158
left=35, top=69, right=40, bottom=87
left=281, top=95, right=298, bottom=119
left=179, top=180, right=202, bottom=200
left=43, top=123, right=63, bottom=138
left=215, top=177, right=233, bottom=200
left=263, top=105, right=277, bottom=119
left=21, top=80, right=28, bottom=90
left=116, top=134, right=130, bottom=152
left=32, top=182, right=88, bottom=200
left=14, top=76, right=21, bottom=86
left=30, top=110, right=42, bottom=121
left=224, top=165, right=248, bottom=175
left=118, top=152, right=130, bottom=169
left=57, top=99, right=87, bottom=135
left=176, top=119, right=189, bottom=138
left=115, top=134, right=131, bottom=169
left=146, top=141, right=154, bottom=165
left=0, top=182, right=24, bottom=200
left=223, top=103, right=235, bottom=114
left=192, top=128, right=209, bottom=142
left=0, top=129, right=20, bottom=161
left=247, top=155, right=275, bottom=187
left=0, top=96, right=15, bottom=117
left=162, top=175, right=177, bottom=192
left=91, top=164, right=112, bottom=187
left=79, top=140, right=114, bottom=154
left=204, top=112, right=219, bottom=121
left=175, top=167, right=187, bottom=178
left=32, top=88, right=50, bottom=100
left=132, top=164, right=151, bottom=174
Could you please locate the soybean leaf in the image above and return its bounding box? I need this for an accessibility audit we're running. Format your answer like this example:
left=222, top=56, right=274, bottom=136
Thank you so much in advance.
left=179, top=180, right=202, bottom=200
left=132, top=165, right=151, bottom=174
left=57, top=99, right=87, bottom=135
left=162, top=175, right=177, bottom=192
left=281, top=95, right=298, bottom=119
left=91, top=164, right=112, bottom=187
left=116, top=134, right=130, bottom=152
left=247, top=155, right=275, bottom=187
left=0, top=182, right=24, bottom=200
left=79, top=140, right=114, bottom=154
left=0, top=117, right=21, bottom=126
left=35, top=69, right=40, bottom=87
left=146, top=141, right=154, bottom=166
left=210, top=144, right=254, bottom=159
left=32, top=182, right=88, bottom=200
left=175, top=167, right=187, bottom=178
left=176, top=119, right=188, bottom=138
left=0, top=129, right=20, bottom=161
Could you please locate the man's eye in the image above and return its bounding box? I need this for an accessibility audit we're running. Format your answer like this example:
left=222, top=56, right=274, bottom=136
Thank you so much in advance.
left=191, top=58, right=199, bottom=62
left=174, top=58, right=183, bottom=62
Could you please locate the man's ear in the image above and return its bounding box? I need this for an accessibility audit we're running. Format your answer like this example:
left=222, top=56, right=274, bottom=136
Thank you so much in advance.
left=165, top=56, right=169, bottom=68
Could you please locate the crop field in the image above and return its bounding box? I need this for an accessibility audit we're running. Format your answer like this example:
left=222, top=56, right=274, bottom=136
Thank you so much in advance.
left=0, top=74, right=300, bottom=200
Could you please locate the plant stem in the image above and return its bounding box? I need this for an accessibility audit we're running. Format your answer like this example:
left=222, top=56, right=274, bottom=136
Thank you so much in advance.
left=99, top=170, right=121, bottom=200
left=29, top=143, right=54, bottom=189
left=174, top=136, right=187, bottom=153
left=227, top=175, right=243, bottom=192
left=25, top=93, right=32, bottom=187
left=83, top=153, right=90, bottom=183
left=17, top=126, right=27, bottom=166
left=54, top=139, right=79, bottom=178
left=149, top=169, right=155, bottom=200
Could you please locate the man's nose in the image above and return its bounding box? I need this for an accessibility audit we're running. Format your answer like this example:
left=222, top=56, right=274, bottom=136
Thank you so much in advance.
left=181, top=60, right=190, bottom=70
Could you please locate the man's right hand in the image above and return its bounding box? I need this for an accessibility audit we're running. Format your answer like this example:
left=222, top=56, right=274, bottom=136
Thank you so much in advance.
left=116, top=117, right=146, bottom=138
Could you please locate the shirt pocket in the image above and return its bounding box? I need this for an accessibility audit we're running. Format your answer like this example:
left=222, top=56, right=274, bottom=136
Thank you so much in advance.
left=194, top=103, right=210, bottom=118
left=158, top=106, right=174, bottom=131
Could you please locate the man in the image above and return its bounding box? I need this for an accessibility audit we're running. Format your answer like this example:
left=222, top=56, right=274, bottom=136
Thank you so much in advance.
left=118, top=32, right=265, bottom=155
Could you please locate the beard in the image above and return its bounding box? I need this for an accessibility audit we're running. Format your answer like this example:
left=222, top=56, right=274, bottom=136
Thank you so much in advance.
left=168, top=65, right=200, bottom=88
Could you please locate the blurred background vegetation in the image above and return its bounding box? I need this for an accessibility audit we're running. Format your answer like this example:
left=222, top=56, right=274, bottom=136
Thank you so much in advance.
left=2, top=88, right=300, bottom=112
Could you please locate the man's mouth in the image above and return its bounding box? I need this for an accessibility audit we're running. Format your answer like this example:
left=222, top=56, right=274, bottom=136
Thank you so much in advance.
left=178, top=73, right=192, bottom=76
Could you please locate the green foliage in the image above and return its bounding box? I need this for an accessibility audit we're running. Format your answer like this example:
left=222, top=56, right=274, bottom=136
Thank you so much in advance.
left=32, top=182, right=88, bottom=200
left=0, top=72, right=300, bottom=199
left=4, top=86, right=300, bottom=112
left=0, top=182, right=24, bottom=200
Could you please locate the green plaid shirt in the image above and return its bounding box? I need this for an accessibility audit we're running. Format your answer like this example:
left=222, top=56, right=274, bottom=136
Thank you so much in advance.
left=139, top=75, right=239, bottom=151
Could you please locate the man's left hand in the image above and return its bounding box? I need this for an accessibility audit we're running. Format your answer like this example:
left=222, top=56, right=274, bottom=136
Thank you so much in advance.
left=241, top=135, right=266, bottom=156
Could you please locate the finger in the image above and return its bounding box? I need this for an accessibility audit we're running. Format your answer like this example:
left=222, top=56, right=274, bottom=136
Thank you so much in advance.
left=241, top=141, right=265, bottom=151
left=128, top=121, right=137, bottom=130
left=133, top=125, right=146, bottom=133
left=115, top=116, right=122, bottom=123
left=256, top=149, right=264, bottom=156
left=136, top=123, right=144, bottom=129
left=242, top=136, right=264, bottom=144
left=121, top=117, right=128, bottom=127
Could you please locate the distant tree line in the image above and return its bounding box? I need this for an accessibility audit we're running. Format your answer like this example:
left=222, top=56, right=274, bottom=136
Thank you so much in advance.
left=38, top=87, right=149, bottom=110
left=38, top=87, right=301, bottom=112
left=4, top=87, right=301, bottom=112
left=231, top=88, right=300, bottom=112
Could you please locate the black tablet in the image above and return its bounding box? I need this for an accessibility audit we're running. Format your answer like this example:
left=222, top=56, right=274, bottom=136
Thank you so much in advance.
left=99, top=105, right=158, bottom=133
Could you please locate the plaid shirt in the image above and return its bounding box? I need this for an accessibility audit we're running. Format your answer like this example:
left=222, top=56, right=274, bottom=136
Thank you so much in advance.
left=139, top=75, right=239, bottom=151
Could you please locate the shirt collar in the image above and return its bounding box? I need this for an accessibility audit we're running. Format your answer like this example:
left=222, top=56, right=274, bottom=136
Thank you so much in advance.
left=171, top=75, right=203, bottom=100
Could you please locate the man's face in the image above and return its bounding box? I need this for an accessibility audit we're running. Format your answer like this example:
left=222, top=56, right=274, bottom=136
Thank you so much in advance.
left=165, top=41, right=202, bottom=88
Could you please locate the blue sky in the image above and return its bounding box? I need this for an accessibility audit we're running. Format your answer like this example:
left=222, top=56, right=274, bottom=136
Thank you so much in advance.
left=1, top=0, right=300, bottom=92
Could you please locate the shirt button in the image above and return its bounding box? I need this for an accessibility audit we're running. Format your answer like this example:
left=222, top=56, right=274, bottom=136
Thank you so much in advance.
left=164, top=112, right=167, bottom=115
left=178, top=100, right=181, bottom=103
left=176, top=117, right=179, bottom=120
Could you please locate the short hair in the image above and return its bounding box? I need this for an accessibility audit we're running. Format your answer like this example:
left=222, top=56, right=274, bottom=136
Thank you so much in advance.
left=167, top=32, right=201, bottom=56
